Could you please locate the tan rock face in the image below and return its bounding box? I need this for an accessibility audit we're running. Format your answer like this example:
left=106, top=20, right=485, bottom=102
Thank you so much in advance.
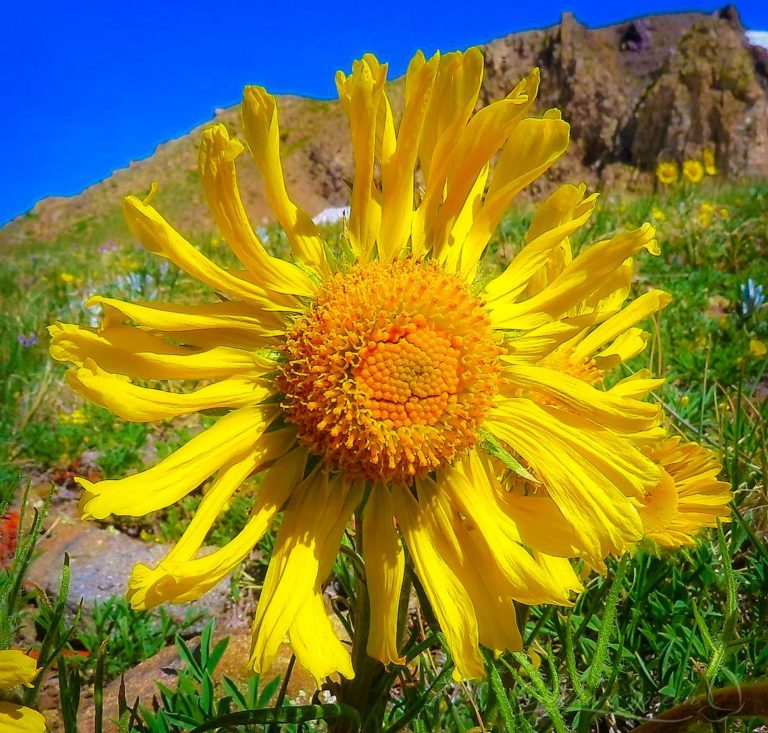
left=631, top=21, right=768, bottom=177
left=482, top=9, right=768, bottom=185
left=2, top=9, right=767, bottom=249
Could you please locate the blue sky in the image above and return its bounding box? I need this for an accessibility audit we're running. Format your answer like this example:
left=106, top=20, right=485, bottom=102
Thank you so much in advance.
left=1, top=1, right=766, bottom=226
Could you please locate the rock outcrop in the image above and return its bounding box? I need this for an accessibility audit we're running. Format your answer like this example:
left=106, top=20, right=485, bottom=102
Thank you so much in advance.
left=482, top=6, right=768, bottom=186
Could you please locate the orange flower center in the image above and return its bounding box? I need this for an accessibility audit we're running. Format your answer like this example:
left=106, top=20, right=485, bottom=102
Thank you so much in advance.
left=280, top=258, right=501, bottom=482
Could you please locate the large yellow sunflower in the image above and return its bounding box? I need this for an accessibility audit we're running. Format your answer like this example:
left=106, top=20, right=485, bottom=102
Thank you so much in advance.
left=0, top=650, right=45, bottom=733
left=50, top=49, right=725, bottom=682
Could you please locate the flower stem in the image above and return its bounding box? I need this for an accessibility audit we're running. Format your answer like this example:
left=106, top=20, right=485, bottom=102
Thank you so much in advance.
left=330, top=516, right=391, bottom=733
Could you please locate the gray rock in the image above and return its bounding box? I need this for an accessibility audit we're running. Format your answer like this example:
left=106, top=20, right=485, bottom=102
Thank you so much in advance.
left=27, top=521, right=230, bottom=629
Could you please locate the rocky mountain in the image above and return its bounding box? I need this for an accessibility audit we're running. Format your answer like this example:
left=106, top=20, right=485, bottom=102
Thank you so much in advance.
left=2, top=5, right=767, bottom=249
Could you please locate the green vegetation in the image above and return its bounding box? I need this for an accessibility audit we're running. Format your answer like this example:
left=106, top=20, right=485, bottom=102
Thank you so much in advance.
left=1, top=179, right=767, bottom=730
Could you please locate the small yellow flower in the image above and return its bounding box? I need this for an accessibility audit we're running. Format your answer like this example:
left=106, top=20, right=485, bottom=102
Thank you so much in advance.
left=682, top=159, right=705, bottom=184
left=0, top=650, right=46, bottom=733
left=639, top=438, right=731, bottom=547
left=697, top=202, right=715, bottom=228
left=680, top=395, right=690, bottom=406
left=59, top=272, right=76, bottom=284
left=656, top=161, right=678, bottom=185
left=650, top=206, right=666, bottom=222
left=60, top=408, right=87, bottom=426
left=750, top=338, right=767, bottom=357
left=120, top=257, right=141, bottom=270
left=703, top=148, right=717, bottom=176
left=718, top=207, right=729, bottom=219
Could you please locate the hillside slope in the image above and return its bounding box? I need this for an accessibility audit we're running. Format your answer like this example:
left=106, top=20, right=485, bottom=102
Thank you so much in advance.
left=2, top=6, right=767, bottom=250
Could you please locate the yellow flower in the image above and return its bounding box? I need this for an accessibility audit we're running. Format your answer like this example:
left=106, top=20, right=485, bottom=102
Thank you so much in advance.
left=718, top=207, right=730, bottom=219
left=49, top=50, right=714, bottom=682
left=60, top=408, right=87, bottom=426
left=639, top=438, right=731, bottom=547
left=703, top=148, right=717, bottom=176
left=59, top=272, right=76, bottom=284
left=655, top=161, right=678, bottom=185
left=697, top=202, right=715, bottom=228
left=650, top=206, right=666, bottom=222
left=0, top=650, right=46, bottom=733
left=750, top=338, right=768, bottom=357
left=119, top=257, right=141, bottom=271
left=682, top=159, right=705, bottom=184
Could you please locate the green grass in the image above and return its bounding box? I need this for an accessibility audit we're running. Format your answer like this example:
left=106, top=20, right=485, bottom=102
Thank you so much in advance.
left=1, top=178, right=767, bottom=731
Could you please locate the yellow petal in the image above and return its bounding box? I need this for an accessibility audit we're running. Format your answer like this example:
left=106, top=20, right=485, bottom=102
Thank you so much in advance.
left=471, top=451, right=585, bottom=562
left=249, top=470, right=363, bottom=676
left=485, top=185, right=597, bottom=303
left=66, top=359, right=273, bottom=422
left=122, top=195, right=300, bottom=311
left=608, top=370, right=666, bottom=399
left=490, top=224, right=658, bottom=330
left=440, top=510, right=524, bottom=656
left=639, top=469, right=679, bottom=538
left=592, top=328, right=649, bottom=370
left=377, top=51, right=439, bottom=261
left=532, top=553, right=583, bottom=594
left=0, top=702, right=46, bottom=733
left=390, top=481, right=484, bottom=680
left=241, top=86, right=329, bottom=275
left=78, top=404, right=278, bottom=519
left=362, top=486, right=405, bottom=665
left=89, top=296, right=287, bottom=342
left=573, top=289, right=672, bottom=360
left=459, top=113, right=570, bottom=274
left=500, top=363, right=661, bottom=432
left=289, top=590, right=355, bottom=685
left=198, top=124, right=318, bottom=297
left=420, top=475, right=527, bottom=660
left=0, top=650, right=38, bottom=687
left=128, top=439, right=301, bottom=608
left=750, top=338, right=768, bottom=357
left=440, top=164, right=489, bottom=275
left=575, top=257, right=635, bottom=319
left=412, top=49, right=485, bottom=257
left=336, top=54, right=388, bottom=259
left=503, top=495, right=585, bottom=561
left=418, top=49, right=485, bottom=188
left=488, top=399, right=653, bottom=558
left=50, top=323, right=270, bottom=380
left=431, top=71, right=539, bottom=264
left=503, top=318, right=592, bottom=364
left=440, top=455, right=577, bottom=604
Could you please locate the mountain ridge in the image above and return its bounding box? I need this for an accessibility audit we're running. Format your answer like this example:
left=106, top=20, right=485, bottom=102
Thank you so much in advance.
left=3, top=6, right=767, bottom=250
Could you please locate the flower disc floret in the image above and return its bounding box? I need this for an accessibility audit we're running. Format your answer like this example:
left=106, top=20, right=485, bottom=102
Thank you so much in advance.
left=281, top=259, right=501, bottom=481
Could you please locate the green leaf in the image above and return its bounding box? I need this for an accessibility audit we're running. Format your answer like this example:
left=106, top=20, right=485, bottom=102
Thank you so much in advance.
left=175, top=633, right=204, bottom=681
left=479, top=430, right=538, bottom=482
left=220, top=676, right=247, bottom=710
left=186, top=703, right=361, bottom=732
left=486, top=654, right=516, bottom=733
left=207, top=637, right=229, bottom=674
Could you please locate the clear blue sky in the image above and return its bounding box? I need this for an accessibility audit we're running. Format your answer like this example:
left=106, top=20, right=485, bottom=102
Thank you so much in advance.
left=1, top=1, right=766, bottom=226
